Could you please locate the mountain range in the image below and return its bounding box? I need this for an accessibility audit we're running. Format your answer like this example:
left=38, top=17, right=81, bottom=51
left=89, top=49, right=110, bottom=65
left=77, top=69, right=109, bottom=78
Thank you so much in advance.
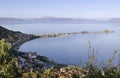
left=0, top=17, right=119, bottom=24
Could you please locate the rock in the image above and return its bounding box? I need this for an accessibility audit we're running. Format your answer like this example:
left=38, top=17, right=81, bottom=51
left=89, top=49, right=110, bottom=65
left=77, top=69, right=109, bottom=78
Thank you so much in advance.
left=81, top=31, right=90, bottom=34
left=99, top=30, right=114, bottom=33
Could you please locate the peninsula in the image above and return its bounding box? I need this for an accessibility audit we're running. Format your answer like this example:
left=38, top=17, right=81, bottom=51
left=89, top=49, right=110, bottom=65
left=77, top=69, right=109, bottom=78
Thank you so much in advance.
left=0, top=26, right=116, bottom=78
left=0, top=26, right=114, bottom=51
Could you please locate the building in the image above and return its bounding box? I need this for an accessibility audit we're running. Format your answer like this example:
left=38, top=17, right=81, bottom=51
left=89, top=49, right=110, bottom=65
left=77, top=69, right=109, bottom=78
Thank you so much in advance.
left=24, top=52, right=37, bottom=59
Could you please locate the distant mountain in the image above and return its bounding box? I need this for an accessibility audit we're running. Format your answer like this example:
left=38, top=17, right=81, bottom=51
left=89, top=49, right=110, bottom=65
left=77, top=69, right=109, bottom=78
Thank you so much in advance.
left=0, top=17, right=120, bottom=24
left=29, top=17, right=100, bottom=23
left=0, top=17, right=25, bottom=24
left=109, top=18, right=120, bottom=22
left=0, top=17, right=104, bottom=24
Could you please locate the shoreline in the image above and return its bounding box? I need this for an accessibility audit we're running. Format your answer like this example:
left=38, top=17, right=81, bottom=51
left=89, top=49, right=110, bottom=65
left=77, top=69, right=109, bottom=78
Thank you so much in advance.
left=11, top=30, right=115, bottom=65
left=12, top=29, right=114, bottom=51
left=12, top=35, right=36, bottom=51
left=9, top=30, right=116, bottom=77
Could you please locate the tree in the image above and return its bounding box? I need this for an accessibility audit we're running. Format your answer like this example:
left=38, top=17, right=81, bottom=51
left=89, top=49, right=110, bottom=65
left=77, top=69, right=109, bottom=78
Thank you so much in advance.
left=0, top=39, right=22, bottom=78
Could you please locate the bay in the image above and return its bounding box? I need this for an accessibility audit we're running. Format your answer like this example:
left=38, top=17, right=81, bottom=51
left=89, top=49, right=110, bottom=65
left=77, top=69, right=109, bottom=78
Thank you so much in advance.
left=2, top=22, right=120, bottom=65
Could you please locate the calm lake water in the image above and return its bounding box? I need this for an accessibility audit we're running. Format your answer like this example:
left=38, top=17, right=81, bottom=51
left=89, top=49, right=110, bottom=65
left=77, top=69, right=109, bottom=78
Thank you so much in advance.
left=2, top=22, right=120, bottom=65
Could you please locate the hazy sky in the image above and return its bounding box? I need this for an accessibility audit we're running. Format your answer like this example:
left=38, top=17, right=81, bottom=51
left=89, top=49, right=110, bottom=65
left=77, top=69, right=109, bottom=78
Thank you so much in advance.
left=0, top=0, right=120, bottom=18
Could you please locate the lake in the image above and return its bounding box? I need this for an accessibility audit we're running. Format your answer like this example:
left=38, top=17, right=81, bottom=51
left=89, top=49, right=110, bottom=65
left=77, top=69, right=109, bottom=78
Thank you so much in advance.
left=2, top=22, right=120, bottom=65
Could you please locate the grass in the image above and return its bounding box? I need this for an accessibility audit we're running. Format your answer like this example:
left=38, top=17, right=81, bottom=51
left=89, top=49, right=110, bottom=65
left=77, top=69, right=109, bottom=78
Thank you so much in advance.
left=82, top=41, right=120, bottom=78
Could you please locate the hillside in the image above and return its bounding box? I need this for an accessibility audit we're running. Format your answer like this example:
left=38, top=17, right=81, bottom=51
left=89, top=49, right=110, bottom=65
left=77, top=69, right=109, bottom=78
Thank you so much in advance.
left=0, top=26, right=33, bottom=45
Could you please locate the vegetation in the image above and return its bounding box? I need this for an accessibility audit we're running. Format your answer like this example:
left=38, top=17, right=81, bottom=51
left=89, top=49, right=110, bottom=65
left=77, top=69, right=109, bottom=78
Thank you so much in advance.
left=0, top=39, right=22, bottom=78
left=19, top=45, right=120, bottom=78
left=1, top=25, right=120, bottom=78
left=1, top=38, right=120, bottom=78
left=83, top=41, right=120, bottom=78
